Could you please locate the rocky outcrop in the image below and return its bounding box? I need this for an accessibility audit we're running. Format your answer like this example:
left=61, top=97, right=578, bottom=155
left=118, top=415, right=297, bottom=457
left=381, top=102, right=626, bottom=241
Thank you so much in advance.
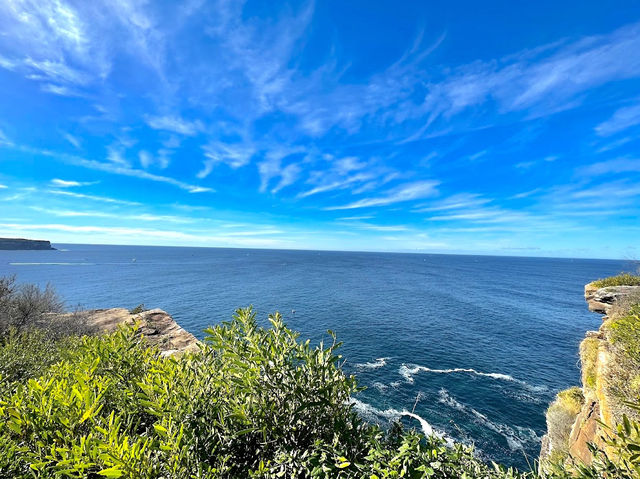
left=585, top=284, right=640, bottom=316
left=0, top=238, right=55, bottom=250
left=80, top=308, right=199, bottom=355
left=540, top=282, right=640, bottom=468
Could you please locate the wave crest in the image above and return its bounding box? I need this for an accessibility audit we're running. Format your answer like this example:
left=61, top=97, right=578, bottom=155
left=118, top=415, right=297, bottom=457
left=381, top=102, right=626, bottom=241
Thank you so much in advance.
left=354, top=357, right=391, bottom=370
left=399, top=364, right=515, bottom=384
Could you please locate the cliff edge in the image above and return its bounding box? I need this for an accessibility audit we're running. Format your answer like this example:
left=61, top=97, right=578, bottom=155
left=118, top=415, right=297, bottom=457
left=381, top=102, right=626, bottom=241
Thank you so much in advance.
left=62, top=307, right=199, bottom=355
left=540, top=278, right=640, bottom=468
left=0, top=238, right=55, bottom=250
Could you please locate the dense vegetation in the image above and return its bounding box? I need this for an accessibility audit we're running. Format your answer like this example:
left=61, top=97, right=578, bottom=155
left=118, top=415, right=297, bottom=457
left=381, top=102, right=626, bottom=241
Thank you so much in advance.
left=1, top=277, right=640, bottom=478
left=591, top=272, right=640, bottom=288
left=604, top=302, right=640, bottom=422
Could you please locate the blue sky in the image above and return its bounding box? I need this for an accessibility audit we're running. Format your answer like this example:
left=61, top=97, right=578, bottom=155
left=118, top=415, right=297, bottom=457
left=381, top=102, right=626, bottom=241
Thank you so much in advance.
left=0, top=0, right=639, bottom=258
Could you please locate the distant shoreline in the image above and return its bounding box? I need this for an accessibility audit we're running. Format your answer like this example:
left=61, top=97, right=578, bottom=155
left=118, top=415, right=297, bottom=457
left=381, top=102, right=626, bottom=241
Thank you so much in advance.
left=0, top=238, right=56, bottom=251
left=36, top=241, right=629, bottom=262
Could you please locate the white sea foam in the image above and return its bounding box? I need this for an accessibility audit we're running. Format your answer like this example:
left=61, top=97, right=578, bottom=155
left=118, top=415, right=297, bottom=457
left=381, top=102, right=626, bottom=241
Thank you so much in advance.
left=372, top=382, right=389, bottom=393
left=398, top=363, right=549, bottom=395
left=354, top=357, right=391, bottom=369
left=9, top=262, right=94, bottom=266
left=399, top=364, right=515, bottom=384
left=349, top=397, right=444, bottom=439
left=437, top=389, right=540, bottom=452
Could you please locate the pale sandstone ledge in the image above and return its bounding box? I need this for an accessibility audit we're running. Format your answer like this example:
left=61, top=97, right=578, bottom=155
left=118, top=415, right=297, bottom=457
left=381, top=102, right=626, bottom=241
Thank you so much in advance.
left=584, top=283, right=640, bottom=317
left=80, top=308, right=200, bottom=355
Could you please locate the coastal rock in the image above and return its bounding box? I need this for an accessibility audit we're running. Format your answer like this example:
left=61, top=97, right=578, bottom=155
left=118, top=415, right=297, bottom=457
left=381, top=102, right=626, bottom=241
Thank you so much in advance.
left=540, top=282, right=640, bottom=467
left=585, top=284, right=640, bottom=317
left=0, top=237, right=55, bottom=250
left=81, top=308, right=199, bottom=355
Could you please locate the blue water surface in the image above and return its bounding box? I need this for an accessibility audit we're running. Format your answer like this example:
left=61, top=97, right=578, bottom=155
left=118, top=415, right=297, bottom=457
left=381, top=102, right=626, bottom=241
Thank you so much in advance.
left=0, top=245, right=631, bottom=469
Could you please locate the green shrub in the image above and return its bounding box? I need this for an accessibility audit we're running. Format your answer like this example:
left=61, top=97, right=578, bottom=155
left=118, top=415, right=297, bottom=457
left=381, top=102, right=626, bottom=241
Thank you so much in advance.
left=591, top=273, right=640, bottom=288
left=3, top=304, right=640, bottom=478
left=0, top=308, right=529, bottom=478
left=609, top=304, right=640, bottom=359
left=130, top=304, right=146, bottom=314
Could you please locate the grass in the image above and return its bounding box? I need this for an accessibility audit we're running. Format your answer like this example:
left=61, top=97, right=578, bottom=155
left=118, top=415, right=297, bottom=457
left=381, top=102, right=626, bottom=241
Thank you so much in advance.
left=591, top=273, right=640, bottom=288
left=608, top=304, right=640, bottom=360
left=579, top=337, right=599, bottom=391
left=601, top=303, right=640, bottom=423
left=544, top=387, right=585, bottom=464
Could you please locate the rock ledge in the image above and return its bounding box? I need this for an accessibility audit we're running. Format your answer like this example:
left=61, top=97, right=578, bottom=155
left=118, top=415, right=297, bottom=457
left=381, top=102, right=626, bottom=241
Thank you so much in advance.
left=82, top=308, right=199, bottom=355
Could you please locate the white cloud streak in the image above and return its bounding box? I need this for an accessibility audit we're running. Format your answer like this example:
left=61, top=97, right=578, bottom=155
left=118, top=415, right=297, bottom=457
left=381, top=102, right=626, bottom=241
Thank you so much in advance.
left=325, top=180, right=439, bottom=210
left=48, top=189, right=142, bottom=206
left=146, top=115, right=204, bottom=136
left=595, top=103, right=640, bottom=136
left=50, top=178, right=96, bottom=188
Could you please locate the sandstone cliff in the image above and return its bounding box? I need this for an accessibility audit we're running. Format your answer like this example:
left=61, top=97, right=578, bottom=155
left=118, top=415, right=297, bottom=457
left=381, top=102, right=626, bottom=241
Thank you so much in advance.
left=0, top=238, right=55, bottom=250
left=71, top=307, right=199, bottom=355
left=540, top=281, right=640, bottom=468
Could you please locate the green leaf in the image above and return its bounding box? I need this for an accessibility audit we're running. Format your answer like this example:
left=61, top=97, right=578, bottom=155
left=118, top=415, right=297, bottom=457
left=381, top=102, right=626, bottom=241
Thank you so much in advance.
left=153, top=424, right=168, bottom=436
left=97, top=467, right=124, bottom=477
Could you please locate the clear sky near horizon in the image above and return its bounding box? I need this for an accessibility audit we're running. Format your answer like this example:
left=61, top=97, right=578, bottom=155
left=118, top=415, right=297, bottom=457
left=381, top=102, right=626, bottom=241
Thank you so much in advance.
left=0, top=1, right=639, bottom=259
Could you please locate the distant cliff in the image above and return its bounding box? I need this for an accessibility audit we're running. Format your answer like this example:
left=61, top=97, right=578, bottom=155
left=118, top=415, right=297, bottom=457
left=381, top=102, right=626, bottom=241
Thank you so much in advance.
left=0, top=238, right=55, bottom=250
left=540, top=277, right=640, bottom=468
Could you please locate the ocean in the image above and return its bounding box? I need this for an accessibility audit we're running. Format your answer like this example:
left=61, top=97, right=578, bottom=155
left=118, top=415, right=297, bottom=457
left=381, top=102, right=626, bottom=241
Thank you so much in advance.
left=0, top=244, right=631, bottom=469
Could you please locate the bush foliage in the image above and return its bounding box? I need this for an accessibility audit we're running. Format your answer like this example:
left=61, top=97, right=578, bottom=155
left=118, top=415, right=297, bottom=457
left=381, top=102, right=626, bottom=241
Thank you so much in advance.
left=2, top=277, right=640, bottom=478
left=0, top=307, right=527, bottom=478
left=591, top=273, right=640, bottom=288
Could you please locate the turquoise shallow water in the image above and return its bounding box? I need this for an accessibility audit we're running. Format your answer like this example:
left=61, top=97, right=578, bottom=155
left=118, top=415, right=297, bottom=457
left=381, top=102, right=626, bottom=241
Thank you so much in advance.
left=0, top=244, right=631, bottom=468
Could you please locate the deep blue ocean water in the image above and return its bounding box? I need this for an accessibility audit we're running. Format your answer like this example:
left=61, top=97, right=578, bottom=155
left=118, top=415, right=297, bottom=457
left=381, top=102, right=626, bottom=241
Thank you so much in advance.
left=0, top=244, right=632, bottom=469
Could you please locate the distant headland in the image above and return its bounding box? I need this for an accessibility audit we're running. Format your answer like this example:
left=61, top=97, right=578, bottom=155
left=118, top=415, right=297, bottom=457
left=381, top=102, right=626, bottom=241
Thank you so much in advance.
left=0, top=238, right=56, bottom=250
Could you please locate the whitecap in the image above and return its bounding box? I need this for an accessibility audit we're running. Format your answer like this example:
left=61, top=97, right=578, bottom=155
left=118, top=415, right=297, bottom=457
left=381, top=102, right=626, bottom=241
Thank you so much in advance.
left=354, top=357, right=391, bottom=370
left=399, top=364, right=515, bottom=384
left=349, top=397, right=445, bottom=439
left=372, top=382, right=389, bottom=393
left=398, top=363, right=549, bottom=395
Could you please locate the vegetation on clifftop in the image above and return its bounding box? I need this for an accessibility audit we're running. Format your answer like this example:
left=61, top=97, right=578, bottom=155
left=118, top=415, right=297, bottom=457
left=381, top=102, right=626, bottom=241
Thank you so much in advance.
left=2, top=277, right=640, bottom=478
left=591, top=273, right=640, bottom=288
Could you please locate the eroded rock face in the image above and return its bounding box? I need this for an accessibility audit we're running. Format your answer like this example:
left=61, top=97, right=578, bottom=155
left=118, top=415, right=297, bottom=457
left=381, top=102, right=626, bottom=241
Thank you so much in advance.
left=82, top=308, right=199, bottom=355
left=540, top=283, right=640, bottom=468
left=585, top=285, right=640, bottom=317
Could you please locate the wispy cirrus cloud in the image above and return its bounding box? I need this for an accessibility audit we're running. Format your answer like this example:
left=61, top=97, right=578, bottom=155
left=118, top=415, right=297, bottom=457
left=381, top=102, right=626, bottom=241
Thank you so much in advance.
left=256, top=147, right=305, bottom=193
left=30, top=206, right=194, bottom=224
left=63, top=133, right=81, bottom=148
left=48, top=189, right=142, bottom=206
left=50, top=178, right=97, bottom=188
left=413, top=193, right=490, bottom=213
left=400, top=22, right=640, bottom=141
left=5, top=143, right=213, bottom=194
left=146, top=115, right=204, bottom=136
left=580, top=158, right=640, bottom=176
left=595, top=102, right=640, bottom=136
left=325, top=180, right=439, bottom=210
left=197, top=142, right=256, bottom=178
left=0, top=222, right=294, bottom=248
left=139, top=150, right=170, bottom=169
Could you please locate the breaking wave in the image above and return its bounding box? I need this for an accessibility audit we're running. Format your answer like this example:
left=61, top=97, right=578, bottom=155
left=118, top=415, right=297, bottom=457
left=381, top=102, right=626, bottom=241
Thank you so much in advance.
left=354, top=357, right=391, bottom=370
left=349, top=397, right=445, bottom=439
left=398, top=363, right=549, bottom=394
left=399, top=364, right=515, bottom=384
